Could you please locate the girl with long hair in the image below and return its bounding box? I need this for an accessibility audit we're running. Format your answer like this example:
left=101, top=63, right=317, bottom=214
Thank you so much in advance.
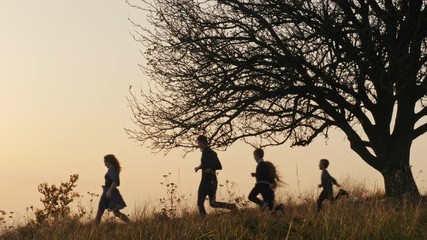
left=95, top=154, right=130, bottom=224
left=249, top=148, right=284, bottom=212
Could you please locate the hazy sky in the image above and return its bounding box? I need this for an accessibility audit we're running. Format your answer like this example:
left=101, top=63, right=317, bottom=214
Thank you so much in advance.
left=1, top=1, right=426, bottom=217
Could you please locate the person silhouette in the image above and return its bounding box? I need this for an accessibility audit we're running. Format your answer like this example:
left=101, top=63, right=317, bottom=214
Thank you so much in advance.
left=95, top=154, right=130, bottom=224
left=317, top=158, right=349, bottom=212
left=248, top=148, right=284, bottom=212
left=194, top=135, right=237, bottom=216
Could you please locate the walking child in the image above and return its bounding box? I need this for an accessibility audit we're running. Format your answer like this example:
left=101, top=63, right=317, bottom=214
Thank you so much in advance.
left=317, top=158, right=349, bottom=212
left=248, top=148, right=283, bottom=212
left=95, top=154, right=130, bottom=224
left=194, top=135, right=237, bottom=216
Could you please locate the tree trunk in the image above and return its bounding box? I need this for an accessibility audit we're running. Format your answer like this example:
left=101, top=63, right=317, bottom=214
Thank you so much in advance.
left=377, top=96, right=420, bottom=199
left=380, top=161, right=420, bottom=199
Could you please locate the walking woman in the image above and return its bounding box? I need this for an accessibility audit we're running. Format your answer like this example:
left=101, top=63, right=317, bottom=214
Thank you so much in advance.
left=95, top=154, right=130, bottom=224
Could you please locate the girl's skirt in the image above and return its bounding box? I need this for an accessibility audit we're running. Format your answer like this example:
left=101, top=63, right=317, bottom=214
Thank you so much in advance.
left=98, top=186, right=127, bottom=211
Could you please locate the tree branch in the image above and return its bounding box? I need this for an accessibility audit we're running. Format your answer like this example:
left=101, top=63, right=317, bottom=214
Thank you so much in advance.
left=413, top=122, right=427, bottom=140
left=415, top=106, right=427, bottom=122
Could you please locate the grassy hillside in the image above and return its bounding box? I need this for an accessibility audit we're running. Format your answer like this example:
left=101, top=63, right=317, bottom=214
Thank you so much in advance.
left=1, top=197, right=426, bottom=240
left=1, top=175, right=426, bottom=239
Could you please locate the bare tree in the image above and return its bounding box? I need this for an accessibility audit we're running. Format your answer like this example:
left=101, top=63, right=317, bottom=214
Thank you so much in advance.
left=127, top=0, right=427, bottom=198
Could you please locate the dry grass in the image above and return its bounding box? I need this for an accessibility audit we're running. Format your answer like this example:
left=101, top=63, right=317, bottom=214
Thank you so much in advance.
left=1, top=176, right=426, bottom=240
left=2, top=195, right=427, bottom=240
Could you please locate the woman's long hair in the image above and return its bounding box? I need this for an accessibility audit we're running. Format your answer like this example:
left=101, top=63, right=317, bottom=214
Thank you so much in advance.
left=265, top=161, right=282, bottom=185
left=104, top=154, right=122, bottom=172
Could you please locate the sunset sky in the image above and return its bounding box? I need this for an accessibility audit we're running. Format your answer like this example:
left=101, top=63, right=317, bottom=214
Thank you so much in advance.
left=1, top=1, right=426, bottom=217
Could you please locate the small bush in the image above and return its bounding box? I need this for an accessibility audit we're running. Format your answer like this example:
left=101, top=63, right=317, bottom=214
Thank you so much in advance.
left=33, top=174, right=81, bottom=224
left=158, top=173, right=188, bottom=218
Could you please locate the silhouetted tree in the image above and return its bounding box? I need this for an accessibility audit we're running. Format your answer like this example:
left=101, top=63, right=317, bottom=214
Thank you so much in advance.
left=127, top=0, right=427, bottom=198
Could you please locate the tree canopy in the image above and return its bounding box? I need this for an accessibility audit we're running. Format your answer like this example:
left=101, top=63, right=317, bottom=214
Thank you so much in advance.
left=128, top=0, right=427, bottom=197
